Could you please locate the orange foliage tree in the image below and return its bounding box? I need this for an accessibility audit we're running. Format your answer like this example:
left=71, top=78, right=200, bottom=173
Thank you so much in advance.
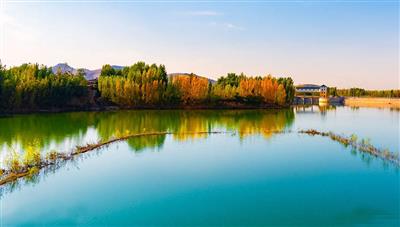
left=98, top=62, right=292, bottom=107
left=172, top=74, right=210, bottom=104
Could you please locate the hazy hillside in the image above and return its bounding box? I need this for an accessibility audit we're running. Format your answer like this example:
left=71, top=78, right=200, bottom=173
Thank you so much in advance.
left=52, top=63, right=77, bottom=74
left=168, top=73, right=216, bottom=84
left=51, top=64, right=215, bottom=82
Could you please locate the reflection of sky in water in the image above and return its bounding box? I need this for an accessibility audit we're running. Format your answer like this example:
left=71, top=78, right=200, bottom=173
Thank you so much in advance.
left=293, top=106, right=399, bottom=152
left=1, top=107, right=399, bottom=225
left=2, top=133, right=398, bottom=225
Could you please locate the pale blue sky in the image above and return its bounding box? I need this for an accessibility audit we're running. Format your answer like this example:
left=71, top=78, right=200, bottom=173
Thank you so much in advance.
left=0, top=1, right=398, bottom=89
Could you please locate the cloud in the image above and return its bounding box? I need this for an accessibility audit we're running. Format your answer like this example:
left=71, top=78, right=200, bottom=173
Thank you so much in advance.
left=209, top=21, right=244, bottom=31
left=224, top=23, right=244, bottom=31
left=185, top=10, right=221, bottom=16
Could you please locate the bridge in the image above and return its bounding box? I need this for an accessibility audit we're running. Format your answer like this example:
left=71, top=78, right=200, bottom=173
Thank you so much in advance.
left=294, top=84, right=328, bottom=105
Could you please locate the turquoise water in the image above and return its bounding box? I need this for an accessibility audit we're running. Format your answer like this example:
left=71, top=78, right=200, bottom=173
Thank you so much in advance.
left=0, top=106, right=399, bottom=226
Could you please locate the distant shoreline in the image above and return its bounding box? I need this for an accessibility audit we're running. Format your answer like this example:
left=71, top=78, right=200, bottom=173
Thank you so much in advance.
left=344, top=97, right=400, bottom=109
left=0, top=102, right=288, bottom=116
left=1, top=97, right=399, bottom=116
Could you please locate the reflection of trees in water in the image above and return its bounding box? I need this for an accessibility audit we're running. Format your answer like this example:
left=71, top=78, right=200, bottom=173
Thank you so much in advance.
left=127, top=135, right=166, bottom=153
left=213, top=110, right=294, bottom=139
left=0, top=145, right=105, bottom=197
left=95, top=110, right=295, bottom=151
left=0, top=112, right=97, bottom=155
left=3, top=109, right=397, bottom=196
left=0, top=109, right=295, bottom=154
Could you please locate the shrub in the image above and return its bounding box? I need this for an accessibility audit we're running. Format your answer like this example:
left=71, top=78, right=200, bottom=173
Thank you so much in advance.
left=46, top=150, right=58, bottom=161
left=23, top=142, right=42, bottom=167
left=28, top=166, right=39, bottom=176
left=5, top=150, right=22, bottom=172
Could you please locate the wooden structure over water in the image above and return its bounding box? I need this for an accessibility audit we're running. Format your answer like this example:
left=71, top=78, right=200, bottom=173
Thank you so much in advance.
left=294, top=84, right=328, bottom=105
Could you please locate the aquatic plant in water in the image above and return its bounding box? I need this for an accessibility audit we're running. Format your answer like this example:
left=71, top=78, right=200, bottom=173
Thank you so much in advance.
left=1, top=129, right=397, bottom=189
left=299, top=129, right=400, bottom=166
left=4, top=148, right=22, bottom=173
left=0, top=131, right=229, bottom=187
left=23, top=141, right=42, bottom=167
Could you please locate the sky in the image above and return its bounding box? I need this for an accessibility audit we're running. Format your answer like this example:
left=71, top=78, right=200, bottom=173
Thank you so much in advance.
left=0, top=0, right=398, bottom=89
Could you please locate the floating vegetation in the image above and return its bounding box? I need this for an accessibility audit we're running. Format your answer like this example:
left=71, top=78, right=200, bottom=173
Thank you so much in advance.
left=0, top=131, right=229, bottom=187
left=299, top=129, right=400, bottom=166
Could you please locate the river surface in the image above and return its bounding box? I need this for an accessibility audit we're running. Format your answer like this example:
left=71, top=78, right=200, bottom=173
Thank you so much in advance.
left=0, top=106, right=399, bottom=226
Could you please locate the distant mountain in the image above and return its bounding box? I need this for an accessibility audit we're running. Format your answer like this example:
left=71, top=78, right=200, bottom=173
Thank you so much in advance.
left=52, top=63, right=77, bottom=74
left=168, top=73, right=216, bottom=84
left=51, top=63, right=124, bottom=80
left=111, top=65, right=124, bottom=70
left=51, top=64, right=216, bottom=83
left=84, top=69, right=102, bottom=80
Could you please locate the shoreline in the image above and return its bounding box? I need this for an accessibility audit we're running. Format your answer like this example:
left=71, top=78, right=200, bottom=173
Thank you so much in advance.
left=0, top=102, right=288, bottom=116
left=344, top=97, right=400, bottom=109
left=1, top=97, right=399, bottom=116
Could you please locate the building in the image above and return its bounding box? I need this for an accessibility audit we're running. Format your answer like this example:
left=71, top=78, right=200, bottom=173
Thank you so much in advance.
left=295, top=84, right=328, bottom=98
left=319, top=85, right=328, bottom=98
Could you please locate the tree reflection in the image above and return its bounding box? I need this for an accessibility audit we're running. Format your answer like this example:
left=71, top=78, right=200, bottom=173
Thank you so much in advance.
left=95, top=110, right=294, bottom=151
left=0, top=109, right=294, bottom=156
left=127, top=135, right=166, bottom=153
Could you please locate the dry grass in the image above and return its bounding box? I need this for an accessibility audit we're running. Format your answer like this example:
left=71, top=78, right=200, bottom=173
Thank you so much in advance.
left=344, top=97, right=400, bottom=109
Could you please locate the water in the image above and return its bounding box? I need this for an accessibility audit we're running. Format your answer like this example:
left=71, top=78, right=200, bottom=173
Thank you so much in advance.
left=0, top=106, right=399, bottom=226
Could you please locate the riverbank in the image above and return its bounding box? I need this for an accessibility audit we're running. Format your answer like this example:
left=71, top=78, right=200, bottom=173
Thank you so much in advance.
left=344, top=97, right=400, bottom=109
left=0, top=101, right=287, bottom=116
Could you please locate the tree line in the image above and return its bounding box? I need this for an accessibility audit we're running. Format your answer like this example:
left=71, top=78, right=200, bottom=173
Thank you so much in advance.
left=0, top=63, right=88, bottom=111
left=0, top=61, right=295, bottom=111
left=98, top=62, right=295, bottom=107
left=329, top=87, right=400, bottom=98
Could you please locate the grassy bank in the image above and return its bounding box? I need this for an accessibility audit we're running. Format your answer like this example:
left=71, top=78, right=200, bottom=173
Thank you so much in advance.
left=344, top=97, right=400, bottom=109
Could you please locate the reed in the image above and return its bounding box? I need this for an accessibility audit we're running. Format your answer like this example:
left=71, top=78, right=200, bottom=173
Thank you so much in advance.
left=299, top=129, right=400, bottom=166
left=2, top=129, right=397, bottom=188
left=0, top=131, right=228, bottom=186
